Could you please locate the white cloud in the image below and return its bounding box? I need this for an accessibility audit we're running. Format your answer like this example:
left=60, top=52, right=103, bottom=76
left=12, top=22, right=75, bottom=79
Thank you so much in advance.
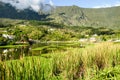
left=49, top=0, right=54, bottom=6
left=93, top=1, right=120, bottom=8
left=94, top=4, right=112, bottom=8
left=114, top=1, right=120, bottom=6
left=0, top=0, right=55, bottom=12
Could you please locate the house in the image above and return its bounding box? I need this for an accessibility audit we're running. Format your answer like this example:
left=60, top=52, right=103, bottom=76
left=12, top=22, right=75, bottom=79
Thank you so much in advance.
left=2, top=34, right=15, bottom=39
left=79, top=38, right=88, bottom=42
left=89, top=37, right=97, bottom=42
left=114, top=39, right=120, bottom=42
left=48, top=28, right=55, bottom=31
left=93, top=34, right=98, bottom=37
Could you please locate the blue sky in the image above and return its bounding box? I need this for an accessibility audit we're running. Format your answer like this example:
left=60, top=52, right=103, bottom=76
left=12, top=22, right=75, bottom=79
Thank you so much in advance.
left=49, top=0, right=120, bottom=8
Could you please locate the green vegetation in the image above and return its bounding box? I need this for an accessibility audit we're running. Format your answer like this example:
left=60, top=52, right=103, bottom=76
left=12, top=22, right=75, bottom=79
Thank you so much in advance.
left=0, top=18, right=119, bottom=46
left=49, top=6, right=120, bottom=29
left=0, top=42, right=120, bottom=80
left=0, top=3, right=120, bottom=80
left=32, top=42, right=82, bottom=54
left=0, top=45, right=27, bottom=48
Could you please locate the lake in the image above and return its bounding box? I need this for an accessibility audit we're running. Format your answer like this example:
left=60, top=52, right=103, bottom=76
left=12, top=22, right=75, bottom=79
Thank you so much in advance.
left=0, top=41, right=82, bottom=61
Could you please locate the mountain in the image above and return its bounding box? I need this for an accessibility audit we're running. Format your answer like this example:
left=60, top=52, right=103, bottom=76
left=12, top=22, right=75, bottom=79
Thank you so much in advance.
left=49, top=5, right=120, bottom=29
left=0, top=2, right=120, bottom=29
left=0, top=2, right=49, bottom=20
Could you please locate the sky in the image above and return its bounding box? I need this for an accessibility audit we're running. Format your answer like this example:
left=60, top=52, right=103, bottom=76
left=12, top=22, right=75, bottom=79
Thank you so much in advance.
left=49, top=0, right=120, bottom=8
left=1, top=0, right=120, bottom=12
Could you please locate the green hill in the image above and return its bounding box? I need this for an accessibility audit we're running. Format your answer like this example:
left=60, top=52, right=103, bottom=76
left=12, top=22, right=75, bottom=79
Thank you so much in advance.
left=0, top=2, right=120, bottom=29
left=49, top=5, right=120, bottom=29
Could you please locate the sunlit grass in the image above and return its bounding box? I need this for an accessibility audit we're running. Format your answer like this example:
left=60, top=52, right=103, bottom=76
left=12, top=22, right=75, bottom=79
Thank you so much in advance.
left=0, top=42, right=120, bottom=80
left=51, top=42, right=120, bottom=79
left=0, top=45, right=28, bottom=48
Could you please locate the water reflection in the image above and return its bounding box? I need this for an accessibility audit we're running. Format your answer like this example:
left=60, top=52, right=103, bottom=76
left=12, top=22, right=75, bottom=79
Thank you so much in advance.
left=0, top=46, right=32, bottom=61
left=0, top=42, right=82, bottom=61
left=0, top=43, right=52, bottom=61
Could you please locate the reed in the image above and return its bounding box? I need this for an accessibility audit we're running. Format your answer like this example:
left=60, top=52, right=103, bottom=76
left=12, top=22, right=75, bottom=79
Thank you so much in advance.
left=52, top=42, right=120, bottom=80
left=0, top=42, right=120, bottom=80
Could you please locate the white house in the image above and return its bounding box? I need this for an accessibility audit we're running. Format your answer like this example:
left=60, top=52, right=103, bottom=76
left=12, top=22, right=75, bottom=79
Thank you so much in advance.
left=89, top=37, right=97, bottom=42
left=79, top=38, right=88, bottom=42
left=2, top=34, right=15, bottom=39
left=114, top=39, right=120, bottom=42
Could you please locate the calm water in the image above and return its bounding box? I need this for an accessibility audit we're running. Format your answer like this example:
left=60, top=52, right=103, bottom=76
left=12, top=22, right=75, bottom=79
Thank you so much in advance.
left=0, top=42, right=82, bottom=61
left=0, top=46, right=31, bottom=61
left=0, top=43, right=48, bottom=61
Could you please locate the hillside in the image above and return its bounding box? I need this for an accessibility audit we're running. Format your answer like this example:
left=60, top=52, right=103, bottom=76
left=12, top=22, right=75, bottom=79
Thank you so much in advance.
left=0, top=2, right=49, bottom=20
left=0, top=2, right=120, bottom=29
left=49, top=6, right=120, bottom=29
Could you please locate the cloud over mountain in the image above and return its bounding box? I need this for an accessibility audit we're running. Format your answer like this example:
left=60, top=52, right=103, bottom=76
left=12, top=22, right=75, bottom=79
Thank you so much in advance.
left=0, top=0, right=55, bottom=12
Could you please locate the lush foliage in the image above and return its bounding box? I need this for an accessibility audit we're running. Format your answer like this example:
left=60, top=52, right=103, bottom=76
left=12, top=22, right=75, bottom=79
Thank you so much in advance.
left=0, top=18, right=120, bottom=46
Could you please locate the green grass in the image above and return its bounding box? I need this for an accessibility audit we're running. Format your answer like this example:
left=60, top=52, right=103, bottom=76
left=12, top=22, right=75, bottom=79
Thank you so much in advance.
left=0, top=42, right=120, bottom=80
left=51, top=42, right=120, bottom=79
left=32, top=46, right=49, bottom=51
left=0, top=45, right=28, bottom=48
left=32, top=42, right=82, bottom=54
left=0, top=56, right=53, bottom=80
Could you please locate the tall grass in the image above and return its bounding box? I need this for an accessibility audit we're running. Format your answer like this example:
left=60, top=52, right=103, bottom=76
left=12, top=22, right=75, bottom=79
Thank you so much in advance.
left=0, top=42, right=120, bottom=80
left=52, top=42, right=120, bottom=80
left=0, top=57, right=53, bottom=80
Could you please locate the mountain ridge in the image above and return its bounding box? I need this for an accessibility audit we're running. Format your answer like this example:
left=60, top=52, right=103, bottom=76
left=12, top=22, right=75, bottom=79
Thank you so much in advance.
left=0, top=2, right=50, bottom=20
left=0, top=2, right=120, bottom=29
left=48, top=6, right=120, bottom=27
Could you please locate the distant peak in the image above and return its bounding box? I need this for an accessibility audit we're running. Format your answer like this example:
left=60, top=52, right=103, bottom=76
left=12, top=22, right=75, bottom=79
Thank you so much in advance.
left=72, top=5, right=79, bottom=7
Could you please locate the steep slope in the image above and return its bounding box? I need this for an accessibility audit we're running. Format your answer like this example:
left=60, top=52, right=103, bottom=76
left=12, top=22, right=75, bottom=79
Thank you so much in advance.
left=49, top=6, right=120, bottom=29
left=82, top=7, right=120, bottom=28
left=0, top=2, right=49, bottom=20
left=0, top=2, right=120, bottom=29
left=49, top=6, right=89, bottom=26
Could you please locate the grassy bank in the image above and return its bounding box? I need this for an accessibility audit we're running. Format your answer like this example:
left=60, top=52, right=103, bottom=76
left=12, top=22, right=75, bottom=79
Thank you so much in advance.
left=0, top=45, right=28, bottom=48
left=0, top=42, right=120, bottom=80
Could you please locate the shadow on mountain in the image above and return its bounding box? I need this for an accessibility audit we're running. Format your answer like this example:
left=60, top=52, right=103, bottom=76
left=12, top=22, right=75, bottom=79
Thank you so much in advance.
left=0, top=3, right=52, bottom=21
